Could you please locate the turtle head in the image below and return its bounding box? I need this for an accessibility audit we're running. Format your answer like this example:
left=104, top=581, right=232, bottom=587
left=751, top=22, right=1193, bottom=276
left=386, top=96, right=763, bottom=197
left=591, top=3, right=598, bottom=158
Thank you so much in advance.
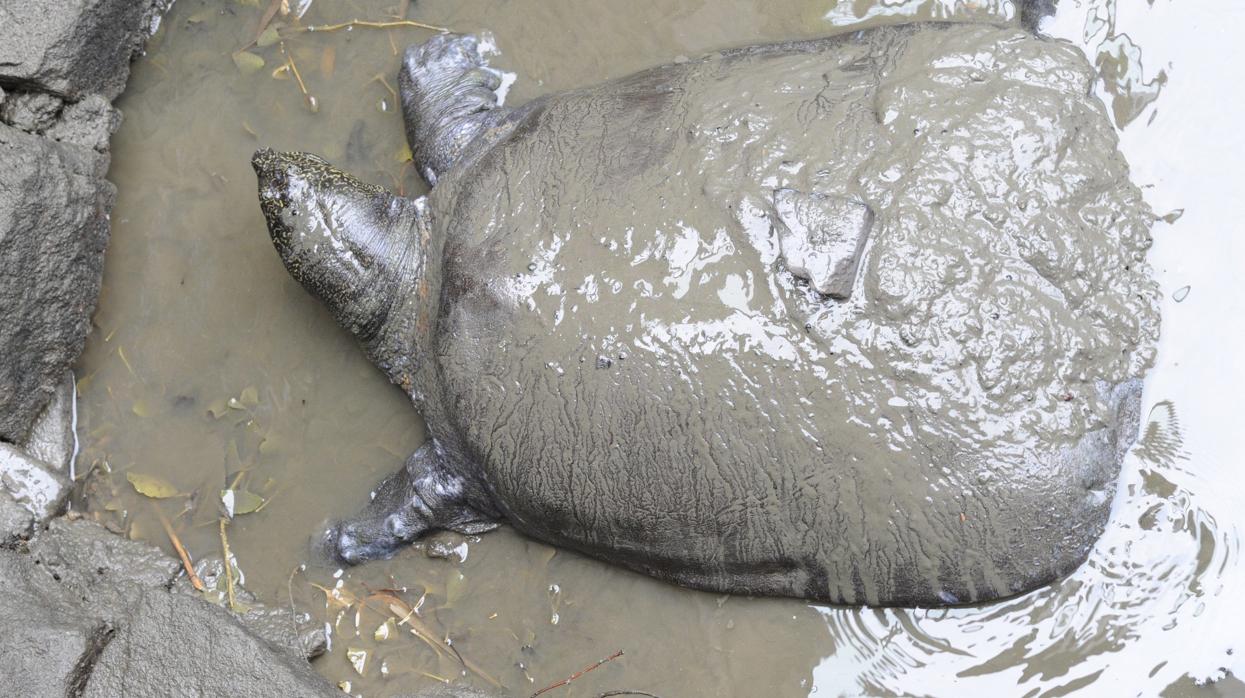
left=252, top=148, right=424, bottom=344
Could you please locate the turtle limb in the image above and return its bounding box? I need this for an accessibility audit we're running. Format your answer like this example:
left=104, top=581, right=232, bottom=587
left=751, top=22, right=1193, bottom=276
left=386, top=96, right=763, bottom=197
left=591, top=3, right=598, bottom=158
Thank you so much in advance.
left=399, top=33, right=512, bottom=185
left=327, top=440, right=498, bottom=564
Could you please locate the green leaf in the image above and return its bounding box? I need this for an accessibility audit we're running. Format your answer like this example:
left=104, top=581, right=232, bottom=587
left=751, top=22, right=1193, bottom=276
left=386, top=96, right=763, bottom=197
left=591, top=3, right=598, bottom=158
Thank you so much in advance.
left=127, top=472, right=180, bottom=499
left=232, top=51, right=265, bottom=75
left=239, top=385, right=260, bottom=406
left=256, top=25, right=281, bottom=47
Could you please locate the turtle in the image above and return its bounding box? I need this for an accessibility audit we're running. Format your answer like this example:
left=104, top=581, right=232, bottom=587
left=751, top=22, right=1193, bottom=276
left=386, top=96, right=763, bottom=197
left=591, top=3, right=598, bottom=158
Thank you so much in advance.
left=250, top=20, right=1158, bottom=606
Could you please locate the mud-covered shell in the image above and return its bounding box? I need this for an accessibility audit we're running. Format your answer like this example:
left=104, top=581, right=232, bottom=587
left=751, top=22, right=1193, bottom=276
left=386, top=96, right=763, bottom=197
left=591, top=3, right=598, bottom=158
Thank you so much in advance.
left=420, top=23, right=1158, bottom=605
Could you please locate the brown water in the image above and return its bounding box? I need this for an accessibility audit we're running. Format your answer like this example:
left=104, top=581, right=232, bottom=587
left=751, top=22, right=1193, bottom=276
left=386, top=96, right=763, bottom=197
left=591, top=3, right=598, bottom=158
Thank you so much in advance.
left=76, top=0, right=1244, bottom=696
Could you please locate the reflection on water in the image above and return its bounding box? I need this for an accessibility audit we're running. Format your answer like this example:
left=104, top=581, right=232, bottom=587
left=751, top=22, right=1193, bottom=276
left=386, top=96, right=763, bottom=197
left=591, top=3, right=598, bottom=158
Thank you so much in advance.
left=77, top=0, right=1242, bottom=695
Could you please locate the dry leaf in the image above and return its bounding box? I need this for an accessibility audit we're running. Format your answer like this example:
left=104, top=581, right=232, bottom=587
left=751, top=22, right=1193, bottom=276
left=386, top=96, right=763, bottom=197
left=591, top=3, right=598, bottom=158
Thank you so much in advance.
left=220, top=489, right=265, bottom=517
left=127, top=472, right=180, bottom=499
left=347, top=647, right=368, bottom=675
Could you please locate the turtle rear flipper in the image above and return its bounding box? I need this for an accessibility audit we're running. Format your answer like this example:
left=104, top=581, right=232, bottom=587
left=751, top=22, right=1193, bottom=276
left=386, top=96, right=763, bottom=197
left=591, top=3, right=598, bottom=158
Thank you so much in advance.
left=328, top=440, right=498, bottom=564
left=400, top=33, right=513, bottom=185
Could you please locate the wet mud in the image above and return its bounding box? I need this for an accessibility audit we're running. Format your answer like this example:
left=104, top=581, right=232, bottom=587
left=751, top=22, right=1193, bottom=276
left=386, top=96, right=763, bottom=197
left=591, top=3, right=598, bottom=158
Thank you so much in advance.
left=77, top=1, right=1244, bottom=696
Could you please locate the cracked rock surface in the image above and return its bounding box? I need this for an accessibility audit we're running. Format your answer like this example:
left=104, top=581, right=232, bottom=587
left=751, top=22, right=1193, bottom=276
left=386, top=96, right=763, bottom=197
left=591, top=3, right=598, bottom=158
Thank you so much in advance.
left=0, top=517, right=338, bottom=696
left=0, top=2, right=347, bottom=695
left=0, top=0, right=166, bottom=444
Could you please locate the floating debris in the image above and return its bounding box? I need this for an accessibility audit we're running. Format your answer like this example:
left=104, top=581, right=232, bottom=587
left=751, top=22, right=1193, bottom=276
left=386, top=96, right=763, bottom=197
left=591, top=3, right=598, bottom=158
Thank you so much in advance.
left=1173, top=285, right=1191, bottom=302
left=374, top=618, right=394, bottom=641
left=346, top=646, right=369, bottom=676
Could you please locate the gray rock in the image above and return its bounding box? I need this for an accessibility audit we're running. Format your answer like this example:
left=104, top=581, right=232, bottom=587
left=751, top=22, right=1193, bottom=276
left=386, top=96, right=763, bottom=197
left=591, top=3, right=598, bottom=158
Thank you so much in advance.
left=0, top=550, right=115, bottom=697
left=0, top=443, right=71, bottom=522
left=45, top=95, right=122, bottom=152
left=29, top=517, right=180, bottom=611
left=0, top=0, right=168, bottom=101
left=0, top=489, right=35, bottom=545
left=21, top=370, right=77, bottom=473
left=0, top=122, right=113, bottom=443
left=82, top=588, right=339, bottom=697
left=0, top=90, right=63, bottom=132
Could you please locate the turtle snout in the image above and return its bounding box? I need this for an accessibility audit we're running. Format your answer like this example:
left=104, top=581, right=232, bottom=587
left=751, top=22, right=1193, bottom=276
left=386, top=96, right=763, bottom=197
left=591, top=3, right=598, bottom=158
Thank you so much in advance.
left=252, top=148, right=295, bottom=233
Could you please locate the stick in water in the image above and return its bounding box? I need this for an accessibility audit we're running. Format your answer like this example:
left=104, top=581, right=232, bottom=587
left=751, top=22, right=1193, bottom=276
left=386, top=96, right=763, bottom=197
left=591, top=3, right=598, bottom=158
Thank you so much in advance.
left=531, top=650, right=625, bottom=698
left=154, top=504, right=205, bottom=591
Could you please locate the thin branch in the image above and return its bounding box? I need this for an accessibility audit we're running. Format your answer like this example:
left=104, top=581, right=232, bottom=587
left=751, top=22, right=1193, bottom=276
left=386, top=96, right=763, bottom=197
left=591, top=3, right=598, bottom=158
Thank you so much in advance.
left=288, top=19, right=447, bottom=35
left=154, top=504, right=204, bottom=591
left=531, top=650, right=625, bottom=698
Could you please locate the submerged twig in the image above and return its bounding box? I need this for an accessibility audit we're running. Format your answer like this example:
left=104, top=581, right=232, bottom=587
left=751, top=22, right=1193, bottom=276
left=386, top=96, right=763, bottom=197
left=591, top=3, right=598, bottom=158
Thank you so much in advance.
left=290, top=18, right=447, bottom=34
left=256, top=0, right=283, bottom=42
left=531, top=651, right=625, bottom=698
left=154, top=504, right=204, bottom=591
left=219, top=518, right=238, bottom=611
left=281, top=45, right=318, bottom=112
left=356, top=593, right=502, bottom=688
left=286, top=563, right=305, bottom=653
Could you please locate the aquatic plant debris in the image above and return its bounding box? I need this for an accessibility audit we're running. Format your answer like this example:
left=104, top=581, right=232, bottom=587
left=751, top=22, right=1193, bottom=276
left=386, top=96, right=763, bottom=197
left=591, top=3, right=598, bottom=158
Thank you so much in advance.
left=219, top=518, right=238, bottom=611
left=127, top=471, right=181, bottom=498
left=232, top=51, right=265, bottom=74
left=220, top=488, right=265, bottom=516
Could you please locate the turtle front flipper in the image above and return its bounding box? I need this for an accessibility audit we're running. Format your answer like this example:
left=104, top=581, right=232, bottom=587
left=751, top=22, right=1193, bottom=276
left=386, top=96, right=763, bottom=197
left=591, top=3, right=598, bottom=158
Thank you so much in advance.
left=328, top=441, right=499, bottom=564
left=400, top=33, right=514, bottom=185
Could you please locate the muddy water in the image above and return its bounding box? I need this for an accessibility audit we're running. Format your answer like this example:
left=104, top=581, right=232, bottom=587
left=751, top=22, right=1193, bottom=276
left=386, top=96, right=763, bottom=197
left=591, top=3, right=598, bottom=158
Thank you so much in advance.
left=76, top=0, right=1243, bottom=696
